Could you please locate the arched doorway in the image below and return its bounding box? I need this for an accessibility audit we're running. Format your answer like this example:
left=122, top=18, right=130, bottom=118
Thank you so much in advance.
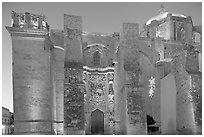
left=91, top=109, right=104, bottom=134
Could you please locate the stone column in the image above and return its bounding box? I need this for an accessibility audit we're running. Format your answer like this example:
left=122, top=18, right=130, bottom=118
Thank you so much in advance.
left=63, top=14, right=84, bottom=135
left=173, top=51, right=196, bottom=134
left=55, top=49, right=65, bottom=134
left=50, top=30, right=65, bottom=134
left=161, top=73, right=177, bottom=134
left=6, top=26, right=53, bottom=134
left=50, top=47, right=56, bottom=134
left=186, top=48, right=202, bottom=134
left=113, top=45, right=126, bottom=134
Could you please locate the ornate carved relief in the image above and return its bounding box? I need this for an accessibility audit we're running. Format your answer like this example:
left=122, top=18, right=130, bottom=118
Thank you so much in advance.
left=88, top=73, right=106, bottom=107
left=108, top=84, right=115, bottom=133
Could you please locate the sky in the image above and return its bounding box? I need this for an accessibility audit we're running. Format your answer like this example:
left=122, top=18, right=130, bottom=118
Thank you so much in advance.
left=2, top=2, right=202, bottom=112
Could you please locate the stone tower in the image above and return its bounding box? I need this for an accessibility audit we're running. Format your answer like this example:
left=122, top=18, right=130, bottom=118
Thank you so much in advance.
left=6, top=11, right=53, bottom=134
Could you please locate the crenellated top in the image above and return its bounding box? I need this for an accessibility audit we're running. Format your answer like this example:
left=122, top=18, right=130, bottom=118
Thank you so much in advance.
left=11, top=11, right=49, bottom=30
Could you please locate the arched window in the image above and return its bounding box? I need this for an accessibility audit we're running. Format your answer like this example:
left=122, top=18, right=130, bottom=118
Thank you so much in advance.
left=93, top=51, right=100, bottom=66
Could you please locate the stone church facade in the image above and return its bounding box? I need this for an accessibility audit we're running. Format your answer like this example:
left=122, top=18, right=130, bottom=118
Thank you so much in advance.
left=6, top=9, right=202, bottom=135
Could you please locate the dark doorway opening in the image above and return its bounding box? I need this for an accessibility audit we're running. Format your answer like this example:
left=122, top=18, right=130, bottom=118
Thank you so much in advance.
left=91, top=109, right=104, bottom=134
left=147, top=115, right=160, bottom=134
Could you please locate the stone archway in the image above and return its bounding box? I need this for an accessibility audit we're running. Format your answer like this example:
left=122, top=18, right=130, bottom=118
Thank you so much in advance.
left=91, top=109, right=104, bottom=134
left=113, top=44, right=160, bottom=134
left=124, top=50, right=158, bottom=135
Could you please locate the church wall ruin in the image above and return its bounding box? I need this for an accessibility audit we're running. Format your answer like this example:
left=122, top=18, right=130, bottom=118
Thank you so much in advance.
left=6, top=9, right=202, bottom=135
left=63, top=14, right=85, bottom=135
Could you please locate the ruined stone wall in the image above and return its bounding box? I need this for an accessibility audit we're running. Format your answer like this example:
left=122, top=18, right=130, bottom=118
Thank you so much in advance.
left=189, top=73, right=202, bottom=134
left=164, top=41, right=183, bottom=58
left=114, top=22, right=141, bottom=134
left=83, top=71, right=112, bottom=134
left=83, top=33, right=116, bottom=54
left=63, top=14, right=84, bottom=135
left=120, top=23, right=139, bottom=41
left=186, top=46, right=202, bottom=134
left=114, top=23, right=155, bottom=135
left=113, top=46, right=126, bottom=134
left=171, top=51, right=196, bottom=134
left=186, top=49, right=199, bottom=73
left=64, top=68, right=84, bottom=134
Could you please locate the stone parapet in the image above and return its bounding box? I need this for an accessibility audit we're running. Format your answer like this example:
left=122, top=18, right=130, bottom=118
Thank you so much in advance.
left=11, top=11, right=49, bottom=30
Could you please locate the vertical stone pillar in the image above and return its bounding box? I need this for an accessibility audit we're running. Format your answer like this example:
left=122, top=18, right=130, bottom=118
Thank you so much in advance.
left=172, top=51, right=196, bottom=134
left=151, top=68, right=161, bottom=133
left=183, top=16, right=193, bottom=43
left=198, top=53, right=202, bottom=72
left=186, top=48, right=202, bottom=134
left=50, top=30, right=65, bottom=134
left=148, top=20, right=158, bottom=38
left=6, top=26, right=53, bottom=134
left=140, top=54, right=155, bottom=135
left=114, top=22, right=140, bottom=135
left=63, top=14, right=84, bottom=135
left=189, top=73, right=202, bottom=134
left=50, top=47, right=56, bottom=134
left=113, top=45, right=126, bottom=134
left=165, top=13, right=173, bottom=40
left=161, top=73, right=177, bottom=134
left=54, top=49, right=65, bottom=135
left=120, top=22, right=139, bottom=41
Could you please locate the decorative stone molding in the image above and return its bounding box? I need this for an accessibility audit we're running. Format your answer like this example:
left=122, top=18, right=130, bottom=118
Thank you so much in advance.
left=6, top=26, right=48, bottom=38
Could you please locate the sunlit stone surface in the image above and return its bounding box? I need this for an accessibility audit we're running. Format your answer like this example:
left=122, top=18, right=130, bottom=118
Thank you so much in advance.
left=6, top=8, right=201, bottom=135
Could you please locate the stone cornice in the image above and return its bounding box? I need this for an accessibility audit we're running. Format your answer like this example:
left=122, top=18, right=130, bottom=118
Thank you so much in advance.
left=6, top=26, right=49, bottom=38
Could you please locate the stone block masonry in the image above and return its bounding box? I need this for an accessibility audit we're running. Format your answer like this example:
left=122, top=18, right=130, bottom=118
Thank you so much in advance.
left=6, top=26, right=53, bottom=134
left=6, top=9, right=201, bottom=135
left=63, top=14, right=85, bottom=135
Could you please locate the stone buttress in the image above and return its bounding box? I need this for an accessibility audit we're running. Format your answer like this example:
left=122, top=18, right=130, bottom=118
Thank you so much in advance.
left=63, top=14, right=85, bottom=135
left=6, top=11, right=53, bottom=134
